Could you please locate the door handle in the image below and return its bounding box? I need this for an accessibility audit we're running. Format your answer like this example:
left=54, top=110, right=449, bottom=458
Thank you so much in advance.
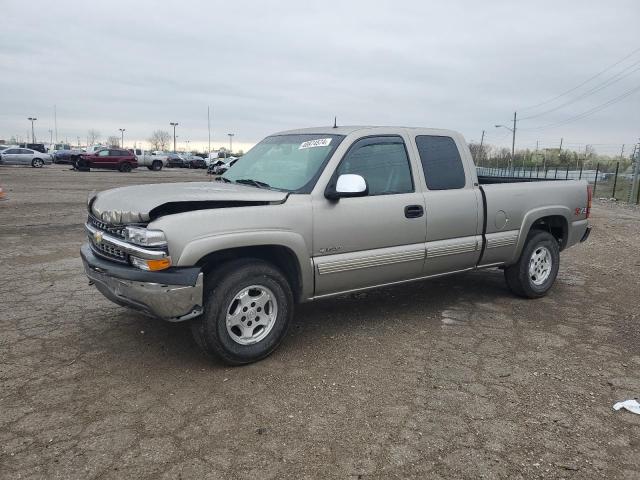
left=404, top=205, right=424, bottom=218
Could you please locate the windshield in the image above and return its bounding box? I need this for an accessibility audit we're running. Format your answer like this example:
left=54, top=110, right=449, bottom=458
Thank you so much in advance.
left=222, top=134, right=344, bottom=192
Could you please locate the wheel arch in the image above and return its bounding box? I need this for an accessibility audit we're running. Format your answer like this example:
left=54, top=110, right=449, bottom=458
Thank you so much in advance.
left=179, top=232, right=313, bottom=303
left=511, top=207, right=571, bottom=262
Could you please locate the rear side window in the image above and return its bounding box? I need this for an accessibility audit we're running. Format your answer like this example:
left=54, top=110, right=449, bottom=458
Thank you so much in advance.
left=415, top=135, right=466, bottom=190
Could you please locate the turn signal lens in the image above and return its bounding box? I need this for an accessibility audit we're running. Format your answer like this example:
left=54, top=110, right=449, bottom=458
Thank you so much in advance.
left=131, top=256, right=172, bottom=271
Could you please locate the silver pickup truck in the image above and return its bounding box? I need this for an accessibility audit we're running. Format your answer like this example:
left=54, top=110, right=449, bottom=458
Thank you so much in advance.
left=81, top=126, right=591, bottom=364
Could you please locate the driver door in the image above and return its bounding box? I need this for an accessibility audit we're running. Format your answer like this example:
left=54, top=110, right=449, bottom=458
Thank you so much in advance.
left=312, top=136, right=427, bottom=296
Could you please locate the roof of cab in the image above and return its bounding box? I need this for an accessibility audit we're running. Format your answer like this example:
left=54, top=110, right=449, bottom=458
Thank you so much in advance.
left=273, top=125, right=461, bottom=137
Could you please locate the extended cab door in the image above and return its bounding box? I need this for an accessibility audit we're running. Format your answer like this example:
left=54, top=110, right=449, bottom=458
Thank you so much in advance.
left=312, top=135, right=427, bottom=296
left=410, top=134, right=482, bottom=276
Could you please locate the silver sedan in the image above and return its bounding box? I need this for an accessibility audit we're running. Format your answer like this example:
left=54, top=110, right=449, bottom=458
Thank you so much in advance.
left=0, top=147, right=53, bottom=167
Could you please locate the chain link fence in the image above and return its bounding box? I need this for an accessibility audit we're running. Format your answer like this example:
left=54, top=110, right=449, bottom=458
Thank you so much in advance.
left=477, top=160, right=640, bottom=204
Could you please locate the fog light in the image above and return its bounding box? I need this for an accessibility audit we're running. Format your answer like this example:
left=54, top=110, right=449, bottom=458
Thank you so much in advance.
left=131, top=256, right=172, bottom=271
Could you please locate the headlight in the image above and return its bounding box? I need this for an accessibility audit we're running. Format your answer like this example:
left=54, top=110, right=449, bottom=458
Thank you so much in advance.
left=124, top=226, right=168, bottom=247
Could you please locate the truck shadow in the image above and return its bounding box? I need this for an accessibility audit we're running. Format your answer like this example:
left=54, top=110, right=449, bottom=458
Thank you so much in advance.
left=289, top=268, right=510, bottom=337
left=125, top=268, right=515, bottom=367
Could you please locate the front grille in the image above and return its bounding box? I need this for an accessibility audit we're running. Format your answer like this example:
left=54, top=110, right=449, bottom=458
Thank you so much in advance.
left=88, top=215, right=126, bottom=238
left=87, top=214, right=129, bottom=263
left=90, top=240, right=128, bottom=263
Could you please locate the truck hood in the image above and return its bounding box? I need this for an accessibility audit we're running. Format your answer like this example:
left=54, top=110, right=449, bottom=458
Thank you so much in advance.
left=91, top=181, right=288, bottom=224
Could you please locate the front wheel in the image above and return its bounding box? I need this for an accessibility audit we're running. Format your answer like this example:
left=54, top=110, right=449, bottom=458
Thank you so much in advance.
left=119, top=162, right=132, bottom=172
left=191, top=259, right=294, bottom=365
left=504, top=230, right=560, bottom=298
left=32, top=158, right=44, bottom=168
left=151, top=160, right=162, bottom=171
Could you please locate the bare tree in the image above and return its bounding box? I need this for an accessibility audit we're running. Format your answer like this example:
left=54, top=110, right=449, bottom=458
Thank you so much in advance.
left=468, top=142, right=490, bottom=165
left=106, top=136, right=120, bottom=147
left=87, top=129, right=101, bottom=145
left=148, top=130, right=171, bottom=151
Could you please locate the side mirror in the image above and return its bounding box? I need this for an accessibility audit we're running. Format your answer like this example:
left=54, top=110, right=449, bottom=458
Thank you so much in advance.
left=325, top=174, right=368, bottom=200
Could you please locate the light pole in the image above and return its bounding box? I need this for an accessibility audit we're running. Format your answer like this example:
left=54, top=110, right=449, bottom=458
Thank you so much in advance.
left=119, top=128, right=125, bottom=148
left=170, top=122, right=178, bottom=152
left=48, top=129, right=53, bottom=146
left=27, top=117, right=37, bottom=142
left=185, top=140, right=190, bottom=152
left=228, top=133, right=234, bottom=154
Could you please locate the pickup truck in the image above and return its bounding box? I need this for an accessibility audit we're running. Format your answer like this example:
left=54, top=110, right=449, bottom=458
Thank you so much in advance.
left=133, top=149, right=168, bottom=171
left=81, top=126, right=591, bottom=365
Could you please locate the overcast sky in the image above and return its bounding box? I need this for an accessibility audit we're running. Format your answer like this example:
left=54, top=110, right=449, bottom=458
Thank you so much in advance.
left=1, top=0, right=638, bottom=155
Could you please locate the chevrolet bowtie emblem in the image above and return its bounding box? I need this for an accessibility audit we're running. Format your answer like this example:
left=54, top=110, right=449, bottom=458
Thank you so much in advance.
left=94, top=231, right=103, bottom=244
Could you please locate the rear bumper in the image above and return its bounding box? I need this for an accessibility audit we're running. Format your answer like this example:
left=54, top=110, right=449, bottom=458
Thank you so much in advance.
left=81, top=243, right=203, bottom=322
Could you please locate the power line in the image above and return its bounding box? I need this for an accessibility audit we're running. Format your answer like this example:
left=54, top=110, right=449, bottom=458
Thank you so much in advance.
left=518, top=46, right=640, bottom=111
left=520, top=84, right=640, bottom=131
left=519, top=60, right=640, bottom=120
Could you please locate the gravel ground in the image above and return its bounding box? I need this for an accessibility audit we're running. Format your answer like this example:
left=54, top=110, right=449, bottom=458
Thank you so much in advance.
left=1, top=164, right=639, bottom=479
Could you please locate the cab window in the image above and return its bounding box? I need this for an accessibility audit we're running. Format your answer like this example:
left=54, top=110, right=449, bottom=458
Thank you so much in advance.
left=336, top=136, right=413, bottom=196
left=415, top=135, right=466, bottom=190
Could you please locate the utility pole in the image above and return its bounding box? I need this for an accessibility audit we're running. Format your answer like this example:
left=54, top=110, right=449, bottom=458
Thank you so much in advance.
left=207, top=106, right=212, bottom=154
left=119, top=128, right=125, bottom=148
left=228, top=133, right=234, bottom=154
left=511, top=111, right=517, bottom=166
left=48, top=129, right=53, bottom=146
left=478, top=130, right=485, bottom=165
left=54, top=105, right=58, bottom=143
left=494, top=111, right=517, bottom=168
left=27, top=117, right=37, bottom=142
left=630, top=141, right=640, bottom=203
left=170, top=122, right=178, bottom=152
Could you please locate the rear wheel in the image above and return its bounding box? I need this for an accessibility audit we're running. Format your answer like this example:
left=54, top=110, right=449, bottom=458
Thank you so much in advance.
left=151, top=160, right=162, bottom=171
left=190, top=259, right=294, bottom=365
left=504, top=230, right=560, bottom=298
left=31, top=158, right=44, bottom=168
left=119, top=162, right=132, bottom=172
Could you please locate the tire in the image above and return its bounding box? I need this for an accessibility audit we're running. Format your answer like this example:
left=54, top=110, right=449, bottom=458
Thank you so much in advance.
left=190, top=259, right=294, bottom=365
left=151, top=160, right=162, bottom=171
left=32, top=158, right=44, bottom=168
left=504, top=230, right=560, bottom=298
left=119, top=162, right=132, bottom=173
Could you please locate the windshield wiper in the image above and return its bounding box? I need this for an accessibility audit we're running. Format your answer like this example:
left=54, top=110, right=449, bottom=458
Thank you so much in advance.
left=215, top=176, right=232, bottom=183
left=235, top=178, right=271, bottom=189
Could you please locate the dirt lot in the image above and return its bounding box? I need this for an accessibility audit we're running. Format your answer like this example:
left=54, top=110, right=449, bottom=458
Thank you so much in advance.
left=1, top=164, right=639, bottom=479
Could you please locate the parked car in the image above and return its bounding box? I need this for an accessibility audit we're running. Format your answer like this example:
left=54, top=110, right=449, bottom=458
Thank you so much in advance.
left=208, top=156, right=238, bottom=174
left=184, top=154, right=207, bottom=169
left=81, top=126, right=591, bottom=365
left=78, top=148, right=138, bottom=172
left=134, top=149, right=168, bottom=171
left=18, top=143, right=47, bottom=154
left=53, top=149, right=84, bottom=164
left=165, top=153, right=185, bottom=168
left=0, top=147, right=52, bottom=167
left=84, top=145, right=107, bottom=154
left=50, top=143, right=72, bottom=153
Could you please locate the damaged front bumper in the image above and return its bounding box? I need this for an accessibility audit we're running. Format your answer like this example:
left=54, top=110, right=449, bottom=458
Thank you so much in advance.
left=81, top=243, right=203, bottom=322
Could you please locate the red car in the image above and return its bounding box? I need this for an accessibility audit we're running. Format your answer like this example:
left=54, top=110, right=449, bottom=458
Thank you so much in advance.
left=78, top=148, right=138, bottom=172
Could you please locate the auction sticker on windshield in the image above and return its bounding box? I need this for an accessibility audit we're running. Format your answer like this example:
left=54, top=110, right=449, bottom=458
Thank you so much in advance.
left=299, top=138, right=332, bottom=149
